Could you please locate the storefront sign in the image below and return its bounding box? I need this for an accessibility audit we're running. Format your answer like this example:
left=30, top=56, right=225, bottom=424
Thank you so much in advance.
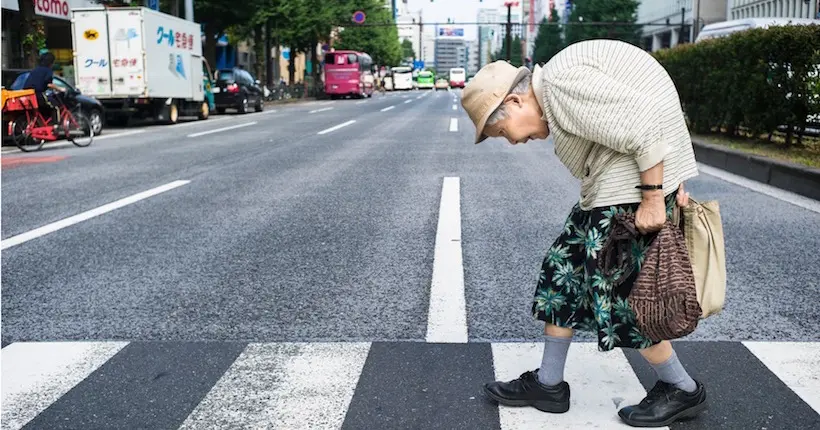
left=1, top=0, right=99, bottom=20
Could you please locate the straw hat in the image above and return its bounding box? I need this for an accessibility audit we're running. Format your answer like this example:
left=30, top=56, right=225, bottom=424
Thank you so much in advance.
left=460, top=60, right=531, bottom=144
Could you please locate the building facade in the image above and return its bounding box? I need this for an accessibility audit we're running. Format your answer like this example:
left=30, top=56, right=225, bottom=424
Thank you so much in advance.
left=2, top=0, right=101, bottom=73
left=637, top=0, right=728, bottom=52
left=477, top=7, right=500, bottom=69
left=434, top=35, right=467, bottom=71
left=728, top=0, right=819, bottom=19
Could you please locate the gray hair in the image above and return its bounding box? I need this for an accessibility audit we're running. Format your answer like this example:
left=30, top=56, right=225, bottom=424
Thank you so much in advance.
left=486, top=70, right=532, bottom=126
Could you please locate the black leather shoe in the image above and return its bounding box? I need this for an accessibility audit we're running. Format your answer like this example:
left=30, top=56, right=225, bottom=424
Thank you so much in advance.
left=482, top=369, right=570, bottom=413
left=618, top=380, right=707, bottom=427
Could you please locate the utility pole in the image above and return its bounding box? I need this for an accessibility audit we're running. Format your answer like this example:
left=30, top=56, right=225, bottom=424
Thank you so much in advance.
left=184, top=0, right=193, bottom=21
left=680, top=7, right=685, bottom=44
left=504, top=2, right=517, bottom=62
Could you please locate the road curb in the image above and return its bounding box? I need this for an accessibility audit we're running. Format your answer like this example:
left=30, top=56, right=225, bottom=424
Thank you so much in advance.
left=691, top=137, right=820, bottom=201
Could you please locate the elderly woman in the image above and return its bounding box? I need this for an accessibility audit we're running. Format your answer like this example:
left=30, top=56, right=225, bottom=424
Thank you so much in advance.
left=461, top=39, right=706, bottom=428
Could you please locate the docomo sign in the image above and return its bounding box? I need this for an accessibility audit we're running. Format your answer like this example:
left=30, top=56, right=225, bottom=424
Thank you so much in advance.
left=35, top=0, right=70, bottom=19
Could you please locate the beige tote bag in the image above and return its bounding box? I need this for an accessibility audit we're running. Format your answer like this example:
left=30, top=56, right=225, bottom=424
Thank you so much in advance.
left=672, top=197, right=726, bottom=318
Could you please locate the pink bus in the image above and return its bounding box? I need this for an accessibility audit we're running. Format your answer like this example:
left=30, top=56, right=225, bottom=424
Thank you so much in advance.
left=324, top=50, right=374, bottom=99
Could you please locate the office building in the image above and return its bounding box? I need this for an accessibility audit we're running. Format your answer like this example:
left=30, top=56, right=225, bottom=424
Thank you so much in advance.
left=637, top=0, right=727, bottom=52
left=477, top=7, right=501, bottom=68
left=729, top=0, right=819, bottom=19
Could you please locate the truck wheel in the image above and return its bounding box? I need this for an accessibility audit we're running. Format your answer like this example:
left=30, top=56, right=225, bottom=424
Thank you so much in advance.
left=168, top=103, right=179, bottom=124
left=198, top=101, right=210, bottom=120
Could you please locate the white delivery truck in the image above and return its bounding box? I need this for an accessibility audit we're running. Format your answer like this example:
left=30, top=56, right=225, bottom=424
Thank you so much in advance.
left=71, top=7, right=210, bottom=125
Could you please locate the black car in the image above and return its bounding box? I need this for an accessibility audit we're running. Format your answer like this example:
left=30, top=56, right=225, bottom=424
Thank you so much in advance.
left=3, top=69, right=105, bottom=137
left=213, top=68, right=264, bottom=114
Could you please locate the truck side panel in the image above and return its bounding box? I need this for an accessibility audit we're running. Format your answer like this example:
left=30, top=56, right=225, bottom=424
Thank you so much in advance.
left=105, top=9, right=148, bottom=96
left=71, top=9, right=113, bottom=97
left=142, top=8, right=203, bottom=100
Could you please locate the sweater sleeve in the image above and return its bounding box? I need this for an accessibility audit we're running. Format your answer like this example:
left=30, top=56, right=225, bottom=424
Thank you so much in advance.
left=544, top=65, right=669, bottom=172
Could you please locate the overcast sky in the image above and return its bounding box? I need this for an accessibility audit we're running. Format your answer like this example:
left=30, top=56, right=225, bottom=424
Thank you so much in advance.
left=405, top=0, right=513, bottom=39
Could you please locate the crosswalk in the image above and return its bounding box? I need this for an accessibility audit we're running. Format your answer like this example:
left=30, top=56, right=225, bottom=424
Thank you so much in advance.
left=2, top=340, right=818, bottom=429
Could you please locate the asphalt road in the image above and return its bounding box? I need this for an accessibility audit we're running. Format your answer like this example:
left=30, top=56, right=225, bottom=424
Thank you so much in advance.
left=2, top=89, right=819, bottom=429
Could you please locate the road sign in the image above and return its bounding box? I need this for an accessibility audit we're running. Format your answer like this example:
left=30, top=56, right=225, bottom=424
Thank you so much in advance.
left=352, top=11, right=366, bottom=24
left=147, top=0, right=159, bottom=11
left=413, top=60, right=425, bottom=70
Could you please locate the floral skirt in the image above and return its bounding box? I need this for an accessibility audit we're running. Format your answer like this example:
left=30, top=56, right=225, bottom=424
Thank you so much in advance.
left=531, top=192, right=677, bottom=352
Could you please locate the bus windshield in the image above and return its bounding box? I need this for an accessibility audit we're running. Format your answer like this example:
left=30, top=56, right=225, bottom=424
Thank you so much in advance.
left=449, top=68, right=466, bottom=88
left=391, top=66, right=413, bottom=91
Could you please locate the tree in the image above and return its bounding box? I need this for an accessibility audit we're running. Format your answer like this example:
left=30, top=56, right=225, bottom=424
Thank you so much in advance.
left=564, top=0, right=641, bottom=46
left=335, top=0, right=402, bottom=66
left=19, top=0, right=46, bottom=67
left=193, top=0, right=256, bottom=68
left=493, top=35, right=524, bottom=67
left=401, top=39, right=415, bottom=61
left=532, top=9, right=564, bottom=65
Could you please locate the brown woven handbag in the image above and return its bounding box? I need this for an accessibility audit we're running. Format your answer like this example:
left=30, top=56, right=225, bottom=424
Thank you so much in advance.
left=600, top=213, right=702, bottom=342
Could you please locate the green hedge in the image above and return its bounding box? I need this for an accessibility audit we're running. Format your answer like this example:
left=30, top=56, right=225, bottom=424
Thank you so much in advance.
left=653, top=24, right=820, bottom=143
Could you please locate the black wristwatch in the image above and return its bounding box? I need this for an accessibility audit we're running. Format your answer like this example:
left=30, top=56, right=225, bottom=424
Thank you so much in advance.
left=635, top=184, right=663, bottom=190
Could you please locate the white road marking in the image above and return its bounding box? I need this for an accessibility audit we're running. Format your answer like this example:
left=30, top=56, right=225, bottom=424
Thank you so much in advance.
left=697, top=163, right=820, bottom=214
left=493, top=343, right=663, bottom=429
left=317, top=120, right=356, bottom=135
left=743, top=341, right=820, bottom=415
left=426, top=177, right=467, bottom=343
left=309, top=107, right=334, bottom=114
left=1, top=342, right=129, bottom=430
left=179, top=343, right=370, bottom=429
left=92, top=129, right=147, bottom=140
left=380, top=106, right=396, bottom=112
left=187, top=122, right=257, bottom=138
left=355, top=100, right=367, bottom=104
left=449, top=118, right=458, bottom=132
left=0, top=130, right=149, bottom=154
left=164, top=117, right=231, bottom=128
left=1, top=180, right=190, bottom=250
left=404, top=99, right=412, bottom=104
left=452, top=105, right=457, bottom=111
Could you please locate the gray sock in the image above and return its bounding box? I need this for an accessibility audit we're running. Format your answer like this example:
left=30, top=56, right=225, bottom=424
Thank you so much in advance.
left=536, top=334, right=572, bottom=386
left=650, top=350, right=697, bottom=393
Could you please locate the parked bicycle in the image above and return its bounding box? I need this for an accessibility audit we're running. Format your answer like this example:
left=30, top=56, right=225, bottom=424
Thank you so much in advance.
left=2, top=88, right=93, bottom=152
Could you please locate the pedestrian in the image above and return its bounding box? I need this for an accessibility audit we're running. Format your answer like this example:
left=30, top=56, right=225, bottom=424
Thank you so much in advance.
left=461, top=39, right=706, bottom=428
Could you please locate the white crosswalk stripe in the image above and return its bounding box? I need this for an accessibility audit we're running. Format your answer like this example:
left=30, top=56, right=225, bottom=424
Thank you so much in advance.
left=1, top=342, right=128, bottom=430
left=179, top=343, right=370, bottom=430
left=742, top=341, right=820, bottom=414
left=492, top=343, right=658, bottom=429
left=1, top=341, right=819, bottom=429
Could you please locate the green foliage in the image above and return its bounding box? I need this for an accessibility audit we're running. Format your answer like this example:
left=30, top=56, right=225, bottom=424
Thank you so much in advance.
left=532, top=9, right=563, bottom=65
left=653, top=24, right=820, bottom=144
left=564, top=0, right=641, bottom=46
left=401, top=39, right=415, bottom=60
left=493, top=35, right=524, bottom=67
left=335, top=0, right=402, bottom=66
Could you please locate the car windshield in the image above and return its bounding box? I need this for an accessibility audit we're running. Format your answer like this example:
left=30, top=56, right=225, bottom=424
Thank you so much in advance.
left=216, top=70, right=235, bottom=83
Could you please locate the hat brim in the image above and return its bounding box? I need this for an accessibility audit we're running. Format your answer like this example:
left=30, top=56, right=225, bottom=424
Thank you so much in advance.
left=474, top=66, right=532, bottom=145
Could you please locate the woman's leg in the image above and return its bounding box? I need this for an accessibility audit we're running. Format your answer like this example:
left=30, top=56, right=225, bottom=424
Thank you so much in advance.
left=536, top=324, right=573, bottom=386
left=638, top=341, right=697, bottom=393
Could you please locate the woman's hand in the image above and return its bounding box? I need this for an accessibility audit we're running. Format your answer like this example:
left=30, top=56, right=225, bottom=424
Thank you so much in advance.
left=676, top=183, right=689, bottom=207
left=635, top=190, right=666, bottom=235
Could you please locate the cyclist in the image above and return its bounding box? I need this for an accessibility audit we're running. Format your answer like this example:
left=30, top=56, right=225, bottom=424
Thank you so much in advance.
left=23, top=52, right=65, bottom=123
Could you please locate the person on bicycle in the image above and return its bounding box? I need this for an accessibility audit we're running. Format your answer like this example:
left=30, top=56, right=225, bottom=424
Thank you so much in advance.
left=23, top=52, right=65, bottom=123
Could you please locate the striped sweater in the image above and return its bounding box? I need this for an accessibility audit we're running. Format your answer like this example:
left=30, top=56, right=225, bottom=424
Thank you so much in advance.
left=531, top=39, right=699, bottom=210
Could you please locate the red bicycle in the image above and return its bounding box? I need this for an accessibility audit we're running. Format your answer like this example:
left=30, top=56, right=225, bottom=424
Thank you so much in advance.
left=3, top=88, right=94, bottom=152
